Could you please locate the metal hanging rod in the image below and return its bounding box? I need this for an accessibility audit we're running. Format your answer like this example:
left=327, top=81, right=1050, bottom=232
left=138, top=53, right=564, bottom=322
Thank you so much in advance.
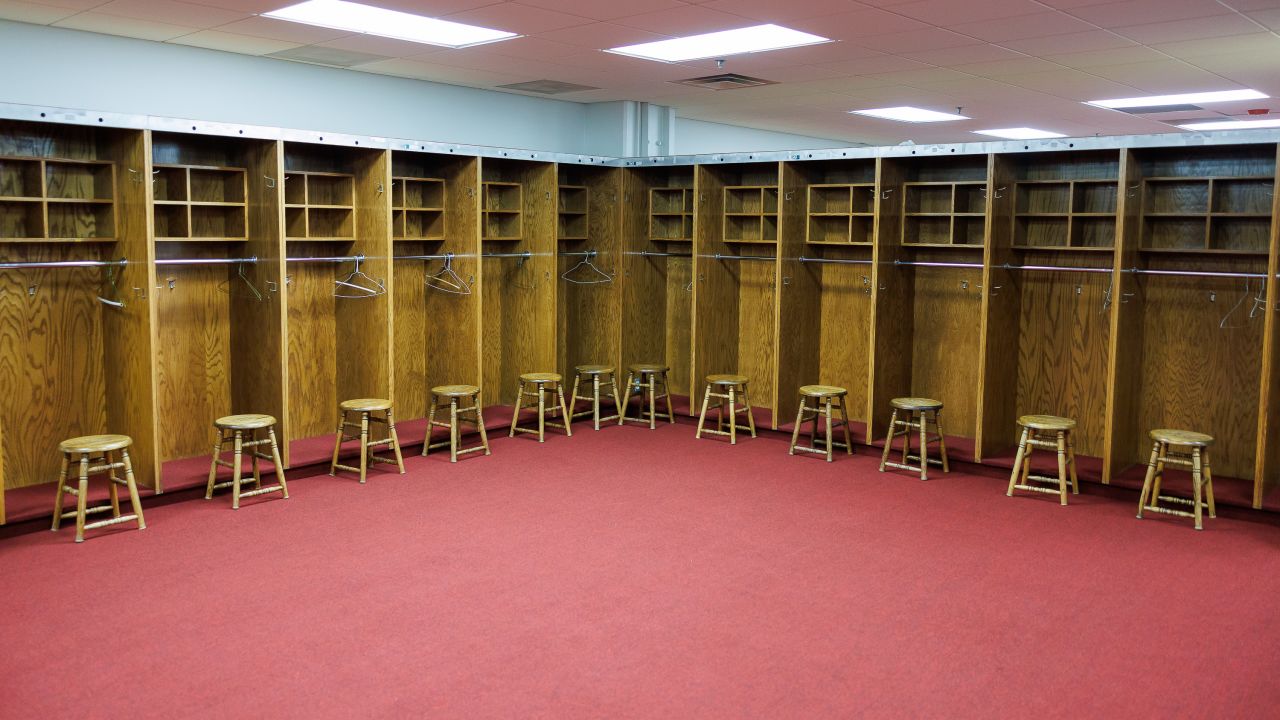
left=483, top=251, right=533, bottom=259
left=1127, top=267, right=1268, bottom=280
left=625, top=250, right=692, bottom=258
left=394, top=253, right=462, bottom=262
left=0, top=259, right=128, bottom=270
left=893, top=260, right=985, bottom=269
left=701, top=253, right=776, bottom=262
left=798, top=256, right=873, bottom=266
left=1002, top=263, right=1112, bottom=275
left=287, top=255, right=363, bottom=264
left=560, top=250, right=598, bottom=258
left=156, top=256, right=258, bottom=267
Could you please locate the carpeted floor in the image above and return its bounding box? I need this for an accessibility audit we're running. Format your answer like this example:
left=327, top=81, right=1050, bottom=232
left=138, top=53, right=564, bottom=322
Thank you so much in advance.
left=3, top=422, right=1279, bottom=718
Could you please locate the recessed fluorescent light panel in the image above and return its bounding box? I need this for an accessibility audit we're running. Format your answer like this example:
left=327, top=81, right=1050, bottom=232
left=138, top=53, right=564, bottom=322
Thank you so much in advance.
left=850, top=106, right=968, bottom=123
left=264, top=0, right=517, bottom=48
left=607, top=24, right=829, bottom=63
left=1086, top=89, right=1267, bottom=110
left=973, top=127, right=1066, bottom=140
left=1178, top=119, right=1280, bottom=131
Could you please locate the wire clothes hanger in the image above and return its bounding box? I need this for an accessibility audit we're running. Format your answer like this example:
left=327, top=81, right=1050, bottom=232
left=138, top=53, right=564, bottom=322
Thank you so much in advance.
left=560, top=250, right=612, bottom=285
left=334, top=255, right=386, bottom=299
left=97, top=259, right=127, bottom=309
left=426, top=252, right=471, bottom=295
left=217, top=258, right=265, bottom=301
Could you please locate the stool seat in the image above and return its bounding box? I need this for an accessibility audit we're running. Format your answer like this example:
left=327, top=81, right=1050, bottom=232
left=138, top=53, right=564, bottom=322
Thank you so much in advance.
left=1019, top=414, right=1075, bottom=431
left=891, top=396, right=942, bottom=411
left=340, top=397, right=392, bottom=412
left=432, top=384, right=480, bottom=398
left=629, top=363, right=668, bottom=374
left=575, top=364, right=612, bottom=376
left=215, top=413, right=276, bottom=430
left=707, top=374, right=749, bottom=386
left=1150, top=428, right=1213, bottom=447
left=58, top=434, right=131, bottom=454
left=800, top=384, right=847, bottom=398
left=520, top=372, right=562, bottom=384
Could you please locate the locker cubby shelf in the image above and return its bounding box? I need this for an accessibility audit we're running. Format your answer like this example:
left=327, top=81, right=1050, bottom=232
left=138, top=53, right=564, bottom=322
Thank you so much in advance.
left=1012, top=179, right=1118, bottom=251
left=902, top=181, right=987, bottom=247
left=0, top=156, right=117, bottom=241
left=482, top=181, right=522, bottom=241
left=558, top=184, right=588, bottom=240
left=392, top=176, right=445, bottom=241
left=284, top=170, right=356, bottom=241
left=723, top=185, right=778, bottom=243
left=807, top=183, right=875, bottom=245
left=1140, top=176, right=1275, bottom=254
left=152, top=163, right=248, bottom=241
left=650, top=187, right=693, bottom=242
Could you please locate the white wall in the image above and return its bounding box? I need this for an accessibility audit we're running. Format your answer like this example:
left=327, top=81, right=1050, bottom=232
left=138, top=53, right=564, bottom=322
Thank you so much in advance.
left=0, top=19, right=851, bottom=158
left=673, top=118, right=851, bottom=155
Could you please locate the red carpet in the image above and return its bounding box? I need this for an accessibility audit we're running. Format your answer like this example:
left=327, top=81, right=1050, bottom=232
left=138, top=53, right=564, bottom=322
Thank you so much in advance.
left=3, top=422, right=1280, bottom=718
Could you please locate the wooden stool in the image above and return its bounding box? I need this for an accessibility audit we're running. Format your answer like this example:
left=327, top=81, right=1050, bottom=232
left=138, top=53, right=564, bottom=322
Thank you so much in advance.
left=205, top=414, right=288, bottom=509
left=329, top=398, right=405, bottom=483
left=621, top=363, right=674, bottom=429
left=1006, top=415, right=1078, bottom=505
left=788, top=385, right=853, bottom=461
left=509, top=373, right=572, bottom=442
left=1138, top=429, right=1216, bottom=530
left=51, top=434, right=146, bottom=543
left=879, top=397, right=949, bottom=480
left=696, top=374, right=756, bottom=444
left=569, top=365, right=623, bottom=431
left=424, top=385, right=491, bottom=462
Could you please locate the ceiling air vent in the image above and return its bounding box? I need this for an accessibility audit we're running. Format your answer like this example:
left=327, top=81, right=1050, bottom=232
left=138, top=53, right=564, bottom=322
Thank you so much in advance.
left=498, top=80, right=600, bottom=95
left=674, top=73, right=776, bottom=91
left=266, top=46, right=390, bottom=68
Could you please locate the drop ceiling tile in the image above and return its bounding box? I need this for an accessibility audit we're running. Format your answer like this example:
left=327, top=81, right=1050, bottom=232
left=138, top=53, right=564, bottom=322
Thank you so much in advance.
left=787, top=8, right=930, bottom=37
left=216, top=16, right=353, bottom=44
left=854, top=28, right=980, bottom=53
left=1247, top=9, right=1280, bottom=30
left=861, top=67, right=977, bottom=87
left=19, top=0, right=111, bottom=10
left=613, top=4, right=752, bottom=34
left=182, top=0, right=313, bottom=11
left=891, top=0, right=1045, bottom=25
left=536, top=21, right=670, bottom=48
left=0, top=0, right=79, bottom=23
left=950, top=11, right=1098, bottom=42
left=700, top=0, right=868, bottom=21
left=997, top=29, right=1136, bottom=55
left=479, top=36, right=581, bottom=59
left=1153, top=32, right=1280, bottom=60
left=737, top=41, right=890, bottom=66
left=1066, top=0, right=1235, bottom=27
left=813, top=54, right=933, bottom=76
left=1042, top=45, right=1167, bottom=68
left=512, top=0, right=686, bottom=22
left=952, top=56, right=1062, bottom=78
left=900, top=43, right=1027, bottom=66
left=1087, top=59, right=1234, bottom=92
left=442, top=2, right=592, bottom=34
left=92, top=0, right=248, bottom=27
left=311, top=33, right=450, bottom=57
left=168, top=29, right=303, bottom=54
left=1115, top=13, right=1262, bottom=44
left=1215, top=0, right=1280, bottom=9
left=996, top=68, right=1142, bottom=100
left=52, top=11, right=201, bottom=41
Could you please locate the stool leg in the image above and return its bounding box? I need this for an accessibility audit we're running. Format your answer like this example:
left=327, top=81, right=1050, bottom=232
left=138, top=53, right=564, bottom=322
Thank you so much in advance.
left=557, top=383, right=572, bottom=437
left=329, top=410, right=345, bottom=477
left=387, top=409, right=406, bottom=473
left=824, top=399, right=834, bottom=462
left=206, top=429, right=224, bottom=500
left=1151, top=443, right=1168, bottom=508
left=619, top=372, right=634, bottom=425
left=879, top=409, right=898, bottom=472
left=1056, top=431, right=1068, bottom=506
left=1007, top=427, right=1029, bottom=496
left=475, top=397, right=491, bottom=455
left=75, top=454, right=89, bottom=543
left=838, top=397, right=852, bottom=454
left=935, top=412, right=950, bottom=473
left=106, top=450, right=121, bottom=518
left=423, top=396, right=438, bottom=457
left=728, top=386, right=738, bottom=445
left=250, top=432, right=262, bottom=491
left=1020, top=430, right=1034, bottom=488
left=568, top=374, right=581, bottom=428
left=358, top=411, right=370, bottom=484
left=789, top=398, right=806, bottom=455
left=1192, top=448, right=1205, bottom=531
left=537, top=384, right=547, bottom=443
left=744, top=386, right=757, bottom=438
left=918, top=412, right=929, bottom=481
left=647, top=376, right=657, bottom=430
left=609, top=373, right=623, bottom=426
left=449, top=398, right=460, bottom=463
left=268, top=427, right=289, bottom=499
left=1203, top=452, right=1216, bottom=518
left=232, top=430, right=244, bottom=509
left=695, top=383, right=713, bottom=439
left=121, top=449, right=145, bottom=530
left=662, top=373, right=675, bottom=424
left=1137, top=441, right=1161, bottom=518
left=51, top=454, right=69, bottom=531
left=589, top=375, right=600, bottom=430
left=509, top=381, right=526, bottom=438
left=1066, top=432, right=1079, bottom=495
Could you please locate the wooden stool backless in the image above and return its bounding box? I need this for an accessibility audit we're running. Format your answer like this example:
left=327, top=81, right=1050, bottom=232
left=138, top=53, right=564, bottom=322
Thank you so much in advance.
left=879, top=397, right=949, bottom=480
left=568, top=365, right=623, bottom=430
left=788, top=385, right=853, bottom=461
left=206, top=414, right=288, bottom=509
left=1138, top=429, right=1216, bottom=530
left=509, top=372, right=572, bottom=442
left=695, top=374, right=756, bottom=444
left=621, top=363, right=674, bottom=429
left=1006, top=414, right=1078, bottom=505
left=51, top=434, right=146, bottom=543
left=330, top=398, right=405, bottom=483
left=423, top=384, right=490, bottom=462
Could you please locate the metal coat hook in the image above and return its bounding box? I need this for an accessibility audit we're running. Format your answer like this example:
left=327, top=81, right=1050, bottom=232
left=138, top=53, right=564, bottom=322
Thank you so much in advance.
left=1102, top=278, right=1114, bottom=313
left=264, top=175, right=276, bottom=189
left=127, top=168, right=145, bottom=184
left=1127, top=184, right=1140, bottom=198
left=376, top=183, right=384, bottom=194
left=97, top=261, right=126, bottom=309
left=881, top=188, right=895, bottom=200
left=27, top=284, right=37, bottom=298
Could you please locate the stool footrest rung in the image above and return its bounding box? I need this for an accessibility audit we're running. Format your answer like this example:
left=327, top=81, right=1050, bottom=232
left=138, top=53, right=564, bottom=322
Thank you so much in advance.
left=793, top=444, right=849, bottom=456
left=1152, top=494, right=1210, bottom=508
left=1024, top=474, right=1069, bottom=485
left=571, top=410, right=620, bottom=422
left=700, top=425, right=754, bottom=438
left=82, top=514, right=139, bottom=531
left=1141, top=504, right=1202, bottom=519
left=332, top=458, right=396, bottom=473
left=425, top=439, right=486, bottom=453
left=59, top=503, right=117, bottom=519
left=1012, top=483, right=1067, bottom=496
left=901, top=454, right=946, bottom=466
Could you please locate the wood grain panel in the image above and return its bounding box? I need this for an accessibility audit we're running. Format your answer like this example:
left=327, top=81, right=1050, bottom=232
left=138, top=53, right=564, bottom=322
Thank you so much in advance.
left=286, top=254, right=337, bottom=441
left=336, top=149, right=392, bottom=403
left=775, top=162, right=819, bottom=425
left=1255, top=146, right=1280, bottom=507
left=977, top=154, right=1021, bottom=459
left=910, top=266, right=983, bottom=439
left=557, top=166, right=621, bottom=378
left=868, top=158, right=913, bottom=440
left=691, top=165, right=736, bottom=405
left=1104, top=150, right=1145, bottom=483
left=818, top=260, right=873, bottom=424
left=737, top=248, right=777, bottom=415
